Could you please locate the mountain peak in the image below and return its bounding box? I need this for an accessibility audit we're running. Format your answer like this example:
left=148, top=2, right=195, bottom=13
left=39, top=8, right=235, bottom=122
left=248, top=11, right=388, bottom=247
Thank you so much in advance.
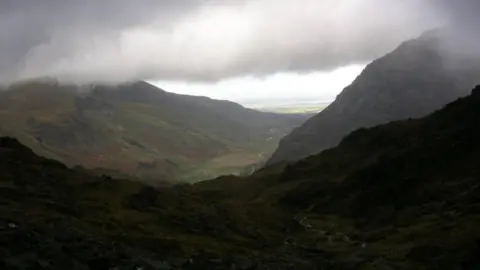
left=0, top=137, right=23, bottom=149
left=3, top=86, right=480, bottom=269
left=267, top=31, right=480, bottom=165
left=0, top=81, right=307, bottom=182
left=472, top=85, right=480, bottom=97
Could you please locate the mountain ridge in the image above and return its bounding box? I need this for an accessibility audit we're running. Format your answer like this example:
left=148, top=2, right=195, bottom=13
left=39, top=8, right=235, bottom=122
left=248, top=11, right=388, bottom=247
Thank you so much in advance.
left=2, top=86, right=480, bottom=269
left=267, top=30, right=480, bottom=165
left=0, top=80, right=307, bottom=182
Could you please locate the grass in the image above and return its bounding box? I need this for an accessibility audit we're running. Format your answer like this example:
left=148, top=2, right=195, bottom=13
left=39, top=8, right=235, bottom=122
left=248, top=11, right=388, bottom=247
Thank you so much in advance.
left=179, top=146, right=275, bottom=182
left=3, top=88, right=480, bottom=268
left=0, top=81, right=306, bottom=183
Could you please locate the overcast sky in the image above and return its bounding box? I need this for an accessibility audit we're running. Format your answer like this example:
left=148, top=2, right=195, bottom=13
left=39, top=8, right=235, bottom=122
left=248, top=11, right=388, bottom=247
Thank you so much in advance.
left=152, top=64, right=366, bottom=105
left=0, top=0, right=478, bottom=105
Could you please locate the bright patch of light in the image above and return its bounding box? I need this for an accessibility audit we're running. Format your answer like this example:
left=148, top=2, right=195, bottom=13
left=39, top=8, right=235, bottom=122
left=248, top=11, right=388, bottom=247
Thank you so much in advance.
left=151, top=64, right=365, bottom=107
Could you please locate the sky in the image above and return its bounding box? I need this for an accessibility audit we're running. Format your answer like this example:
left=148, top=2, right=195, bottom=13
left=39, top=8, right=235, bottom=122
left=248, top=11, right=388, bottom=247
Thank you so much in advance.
left=0, top=0, right=478, bottom=106
left=152, top=64, right=366, bottom=106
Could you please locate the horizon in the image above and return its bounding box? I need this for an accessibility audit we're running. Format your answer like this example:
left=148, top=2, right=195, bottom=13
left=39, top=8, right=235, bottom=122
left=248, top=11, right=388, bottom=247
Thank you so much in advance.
left=2, top=1, right=480, bottom=268
left=151, top=64, right=365, bottom=108
left=2, top=0, right=475, bottom=101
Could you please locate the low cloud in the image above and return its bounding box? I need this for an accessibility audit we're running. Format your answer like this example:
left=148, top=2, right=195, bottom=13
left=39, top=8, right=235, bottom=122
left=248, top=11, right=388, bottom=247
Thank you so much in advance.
left=0, top=0, right=474, bottom=84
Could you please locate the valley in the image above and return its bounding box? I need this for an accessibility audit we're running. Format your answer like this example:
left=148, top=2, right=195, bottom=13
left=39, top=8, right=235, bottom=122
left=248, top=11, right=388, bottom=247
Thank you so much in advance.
left=247, top=100, right=330, bottom=114
left=1, top=86, right=480, bottom=269
left=1, top=3, right=480, bottom=269
left=0, top=80, right=308, bottom=183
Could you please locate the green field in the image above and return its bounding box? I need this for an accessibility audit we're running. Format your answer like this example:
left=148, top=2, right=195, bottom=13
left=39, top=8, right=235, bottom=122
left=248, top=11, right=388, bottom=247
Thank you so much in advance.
left=251, top=103, right=329, bottom=114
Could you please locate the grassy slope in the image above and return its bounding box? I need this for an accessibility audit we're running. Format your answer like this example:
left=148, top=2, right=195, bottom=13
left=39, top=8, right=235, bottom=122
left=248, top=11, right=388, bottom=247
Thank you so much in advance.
left=0, top=80, right=307, bottom=182
left=2, top=87, right=480, bottom=268
left=193, top=87, right=480, bottom=268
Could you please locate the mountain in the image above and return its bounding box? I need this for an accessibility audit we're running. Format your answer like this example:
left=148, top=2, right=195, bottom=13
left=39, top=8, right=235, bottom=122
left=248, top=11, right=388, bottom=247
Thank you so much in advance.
left=2, top=85, right=480, bottom=269
left=0, top=80, right=307, bottom=182
left=268, top=30, right=480, bottom=165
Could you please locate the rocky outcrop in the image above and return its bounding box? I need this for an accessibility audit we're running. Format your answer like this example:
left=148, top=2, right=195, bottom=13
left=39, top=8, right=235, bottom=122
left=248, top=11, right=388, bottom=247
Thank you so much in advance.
left=3, top=86, right=480, bottom=269
left=268, top=30, right=480, bottom=165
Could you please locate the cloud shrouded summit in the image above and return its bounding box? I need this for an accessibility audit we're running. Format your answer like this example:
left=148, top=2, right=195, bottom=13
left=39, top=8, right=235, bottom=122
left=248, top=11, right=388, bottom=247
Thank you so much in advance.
left=0, top=0, right=476, bottom=84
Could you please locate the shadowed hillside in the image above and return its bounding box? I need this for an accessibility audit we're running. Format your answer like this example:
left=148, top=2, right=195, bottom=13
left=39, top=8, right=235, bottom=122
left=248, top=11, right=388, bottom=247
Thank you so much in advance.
left=268, top=30, right=480, bottom=165
left=2, top=86, right=480, bottom=269
left=0, top=80, right=307, bottom=182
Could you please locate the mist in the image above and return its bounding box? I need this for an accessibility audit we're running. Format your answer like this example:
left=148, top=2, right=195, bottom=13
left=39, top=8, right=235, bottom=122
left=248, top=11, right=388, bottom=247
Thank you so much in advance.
left=1, top=0, right=466, bottom=85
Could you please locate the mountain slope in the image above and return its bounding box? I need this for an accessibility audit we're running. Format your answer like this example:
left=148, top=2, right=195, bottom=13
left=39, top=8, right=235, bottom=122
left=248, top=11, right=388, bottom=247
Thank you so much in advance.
left=2, top=86, right=480, bottom=269
left=268, top=30, right=480, bottom=165
left=194, top=86, right=480, bottom=268
left=0, top=80, right=306, bottom=182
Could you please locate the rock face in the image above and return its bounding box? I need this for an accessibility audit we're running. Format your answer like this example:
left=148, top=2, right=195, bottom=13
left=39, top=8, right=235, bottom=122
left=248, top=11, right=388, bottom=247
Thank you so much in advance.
left=2, top=86, right=480, bottom=269
left=268, top=30, right=480, bottom=165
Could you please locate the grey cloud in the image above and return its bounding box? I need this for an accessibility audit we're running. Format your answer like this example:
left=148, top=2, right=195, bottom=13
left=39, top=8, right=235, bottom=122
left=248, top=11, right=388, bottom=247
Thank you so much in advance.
left=0, top=0, right=477, bottom=84
left=0, top=0, right=201, bottom=82
left=432, top=0, right=480, bottom=59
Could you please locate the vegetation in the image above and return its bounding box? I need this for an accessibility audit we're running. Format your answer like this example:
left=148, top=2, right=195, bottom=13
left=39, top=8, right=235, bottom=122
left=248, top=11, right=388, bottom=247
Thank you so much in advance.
left=0, top=80, right=308, bottom=183
left=2, top=86, right=480, bottom=269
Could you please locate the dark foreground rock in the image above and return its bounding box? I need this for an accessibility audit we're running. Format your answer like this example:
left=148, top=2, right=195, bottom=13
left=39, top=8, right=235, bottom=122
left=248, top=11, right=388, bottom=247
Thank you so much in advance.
left=3, top=86, right=480, bottom=269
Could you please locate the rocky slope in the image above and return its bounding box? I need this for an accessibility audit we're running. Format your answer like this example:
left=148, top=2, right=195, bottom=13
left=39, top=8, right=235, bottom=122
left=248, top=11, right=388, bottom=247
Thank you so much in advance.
left=0, top=80, right=307, bottom=182
left=268, top=30, right=480, bottom=165
left=2, top=86, right=480, bottom=269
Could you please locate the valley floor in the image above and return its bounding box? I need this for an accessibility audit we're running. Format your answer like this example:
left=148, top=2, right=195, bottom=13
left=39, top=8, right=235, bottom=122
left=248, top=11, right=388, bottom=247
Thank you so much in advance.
left=2, top=88, right=480, bottom=269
